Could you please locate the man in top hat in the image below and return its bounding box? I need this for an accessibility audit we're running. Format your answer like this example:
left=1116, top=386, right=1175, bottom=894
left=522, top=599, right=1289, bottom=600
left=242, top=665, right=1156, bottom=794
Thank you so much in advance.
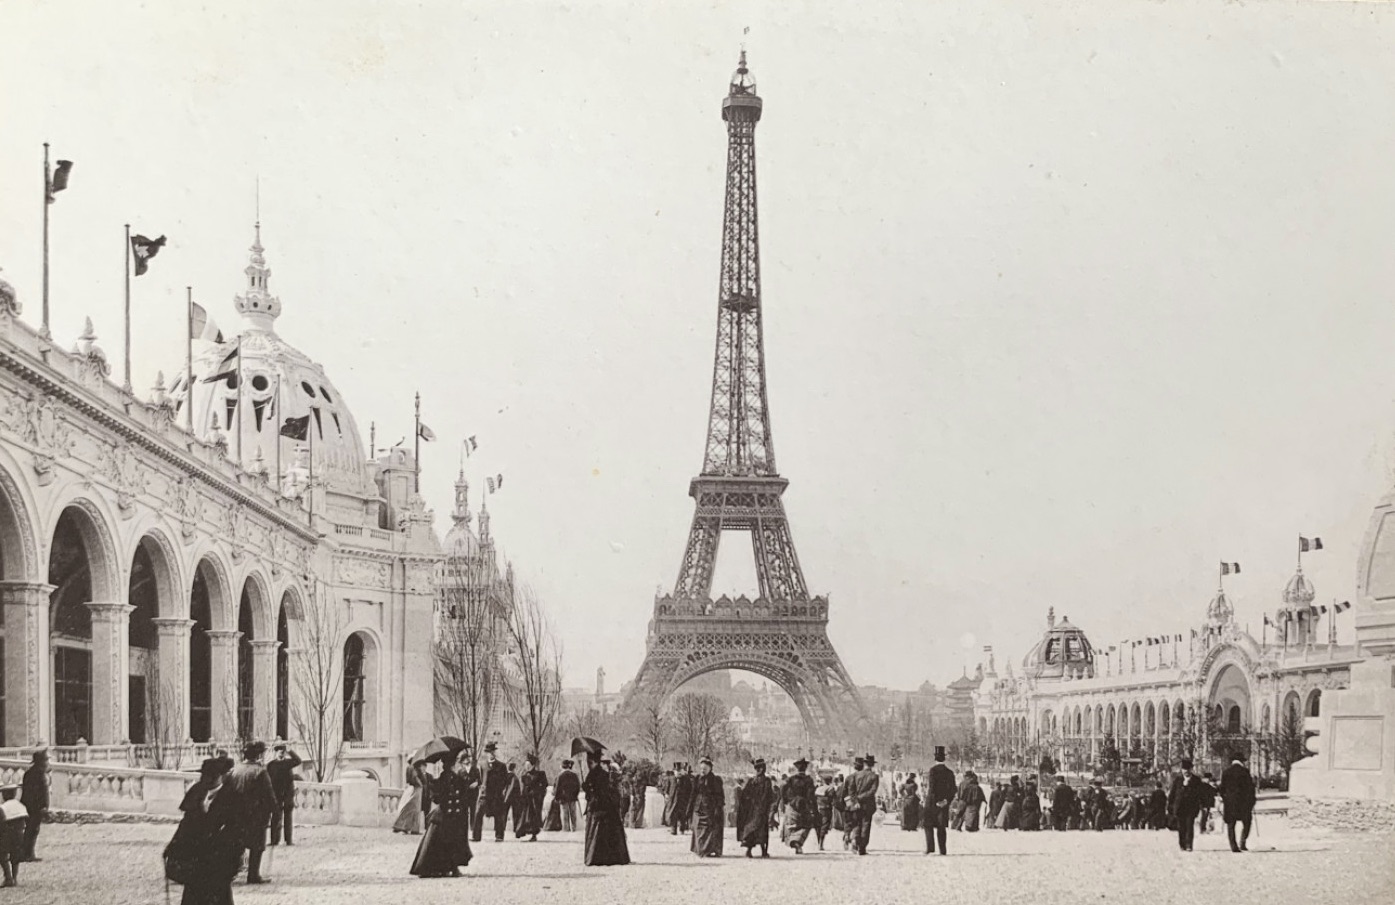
left=1218, top=749, right=1257, bottom=853
left=477, top=741, right=510, bottom=842
left=267, top=743, right=303, bottom=847
left=1167, top=757, right=1205, bottom=852
left=924, top=746, right=956, bottom=855
left=844, top=754, right=880, bottom=855
left=1050, top=775, right=1076, bottom=832
left=736, top=758, right=776, bottom=858
left=842, top=758, right=865, bottom=850
left=555, top=759, right=581, bottom=832
left=669, top=762, right=694, bottom=836
left=18, top=750, right=48, bottom=864
left=225, top=741, right=276, bottom=884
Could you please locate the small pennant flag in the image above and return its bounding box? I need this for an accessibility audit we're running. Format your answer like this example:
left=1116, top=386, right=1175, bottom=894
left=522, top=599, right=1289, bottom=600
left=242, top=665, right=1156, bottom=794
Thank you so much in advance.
left=1220, top=561, right=1241, bottom=576
left=1319, top=605, right=1328, bottom=614
left=130, top=234, right=166, bottom=276
left=465, top=436, right=478, bottom=455
left=279, top=414, right=310, bottom=441
left=1299, top=536, right=1323, bottom=553
left=47, top=159, right=73, bottom=202
left=1175, top=634, right=1182, bottom=642
left=1264, top=614, right=1272, bottom=626
left=487, top=473, right=505, bottom=494
left=417, top=422, right=437, bottom=442
left=1335, top=601, right=1351, bottom=613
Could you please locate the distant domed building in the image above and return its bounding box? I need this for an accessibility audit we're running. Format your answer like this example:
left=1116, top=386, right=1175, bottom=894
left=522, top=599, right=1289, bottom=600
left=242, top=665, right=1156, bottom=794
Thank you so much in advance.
left=971, top=572, right=1359, bottom=778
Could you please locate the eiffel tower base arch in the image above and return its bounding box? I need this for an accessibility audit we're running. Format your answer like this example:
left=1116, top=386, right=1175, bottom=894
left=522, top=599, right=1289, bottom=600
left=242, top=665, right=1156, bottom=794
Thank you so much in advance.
left=623, top=617, right=869, bottom=751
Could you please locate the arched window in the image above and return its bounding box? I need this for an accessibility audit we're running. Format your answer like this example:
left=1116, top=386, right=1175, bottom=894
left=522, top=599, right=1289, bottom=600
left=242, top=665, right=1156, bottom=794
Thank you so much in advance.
left=1227, top=705, right=1242, bottom=734
left=343, top=633, right=367, bottom=742
left=1306, top=689, right=1322, bottom=718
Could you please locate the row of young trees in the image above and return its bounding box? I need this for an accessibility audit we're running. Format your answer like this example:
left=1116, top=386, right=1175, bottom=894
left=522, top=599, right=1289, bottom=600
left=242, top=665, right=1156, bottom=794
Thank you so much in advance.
left=562, top=691, right=745, bottom=769
left=433, top=548, right=564, bottom=764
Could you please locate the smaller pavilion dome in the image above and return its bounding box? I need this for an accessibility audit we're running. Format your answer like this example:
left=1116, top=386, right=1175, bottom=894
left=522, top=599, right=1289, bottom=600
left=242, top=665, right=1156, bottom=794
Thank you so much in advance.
left=1207, top=589, right=1235, bottom=626
left=1283, top=570, right=1316, bottom=608
left=1022, top=609, right=1095, bottom=680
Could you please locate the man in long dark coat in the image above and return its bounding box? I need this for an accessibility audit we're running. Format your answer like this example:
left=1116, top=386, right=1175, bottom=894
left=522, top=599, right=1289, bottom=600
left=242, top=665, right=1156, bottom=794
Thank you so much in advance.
left=813, top=773, right=836, bottom=850
left=924, top=746, right=956, bottom=855
left=986, top=781, right=1004, bottom=829
left=658, top=768, right=675, bottom=827
left=1050, top=775, right=1075, bottom=832
left=477, top=742, right=510, bottom=842
left=517, top=754, right=548, bottom=841
left=18, top=751, right=48, bottom=863
left=844, top=754, right=880, bottom=856
left=1147, top=781, right=1169, bottom=830
left=669, top=763, right=694, bottom=835
left=266, top=744, right=302, bottom=847
left=736, top=758, right=776, bottom=857
left=689, top=758, right=725, bottom=857
left=1218, top=750, right=1256, bottom=853
left=225, top=741, right=276, bottom=884
left=1167, top=757, right=1205, bottom=852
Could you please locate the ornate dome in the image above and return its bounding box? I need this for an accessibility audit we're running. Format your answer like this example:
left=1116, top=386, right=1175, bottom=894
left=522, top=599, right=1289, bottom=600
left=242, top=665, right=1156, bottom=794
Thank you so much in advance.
left=1207, top=589, right=1235, bottom=626
left=1022, top=608, right=1095, bottom=680
left=171, top=226, right=372, bottom=496
left=1283, top=570, right=1316, bottom=607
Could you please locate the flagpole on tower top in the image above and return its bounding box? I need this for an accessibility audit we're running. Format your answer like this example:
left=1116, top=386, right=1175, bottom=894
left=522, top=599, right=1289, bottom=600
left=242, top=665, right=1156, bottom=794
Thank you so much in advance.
left=41, top=144, right=51, bottom=340
left=414, top=392, right=421, bottom=494
left=124, top=224, right=132, bottom=393
left=185, top=287, right=194, bottom=433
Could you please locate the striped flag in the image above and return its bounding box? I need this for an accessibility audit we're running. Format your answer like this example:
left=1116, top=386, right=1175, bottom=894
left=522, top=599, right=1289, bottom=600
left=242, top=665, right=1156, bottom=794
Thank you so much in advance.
left=1299, top=536, right=1323, bottom=553
left=1220, top=561, right=1241, bottom=576
left=487, top=473, right=504, bottom=494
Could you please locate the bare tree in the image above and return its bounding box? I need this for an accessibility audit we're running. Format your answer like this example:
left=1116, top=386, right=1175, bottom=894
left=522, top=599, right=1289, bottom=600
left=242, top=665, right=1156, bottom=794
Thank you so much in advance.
left=289, top=581, right=345, bottom=782
left=669, top=692, right=731, bottom=764
left=434, top=548, right=502, bottom=756
left=632, top=699, right=671, bottom=763
left=142, top=660, right=185, bottom=770
left=502, top=582, right=564, bottom=759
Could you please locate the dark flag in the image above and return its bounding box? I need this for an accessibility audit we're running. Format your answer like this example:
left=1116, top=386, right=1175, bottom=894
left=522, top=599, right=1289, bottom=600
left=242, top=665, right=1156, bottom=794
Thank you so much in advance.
left=130, top=234, right=167, bottom=275
left=201, top=340, right=240, bottom=384
left=1299, top=536, right=1323, bottom=553
left=417, top=422, right=437, bottom=441
left=1220, top=561, right=1241, bottom=576
left=47, top=159, right=74, bottom=202
left=280, top=414, right=310, bottom=441
left=1335, top=601, right=1351, bottom=613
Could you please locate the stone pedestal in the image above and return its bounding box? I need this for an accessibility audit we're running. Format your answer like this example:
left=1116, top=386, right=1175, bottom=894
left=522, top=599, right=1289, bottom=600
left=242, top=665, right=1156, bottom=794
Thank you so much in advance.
left=338, top=769, right=379, bottom=827
left=1, top=581, right=53, bottom=746
left=86, top=601, right=134, bottom=745
left=151, top=617, right=195, bottom=744
left=250, top=639, right=280, bottom=741
left=1290, top=656, right=1395, bottom=800
left=145, top=770, right=192, bottom=816
left=645, top=787, right=664, bottom=823
left=205, top=630, right=242, bottom=742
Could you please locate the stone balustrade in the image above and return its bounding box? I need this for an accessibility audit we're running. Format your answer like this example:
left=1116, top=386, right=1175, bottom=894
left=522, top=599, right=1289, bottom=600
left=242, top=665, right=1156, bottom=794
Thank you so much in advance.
left=378, top=787, right=404, bottom=815
left=293, top=781, right=343, bottom=824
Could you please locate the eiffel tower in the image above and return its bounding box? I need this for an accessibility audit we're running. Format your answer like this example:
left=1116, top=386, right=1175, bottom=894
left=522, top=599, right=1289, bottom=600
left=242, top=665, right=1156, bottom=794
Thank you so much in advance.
left=624, top=53, right=868, bottom=746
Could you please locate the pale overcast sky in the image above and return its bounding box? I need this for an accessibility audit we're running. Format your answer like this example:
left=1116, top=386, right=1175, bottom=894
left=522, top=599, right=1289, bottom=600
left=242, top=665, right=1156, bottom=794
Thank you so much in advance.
left=4, top=1, right=1394, bottom=691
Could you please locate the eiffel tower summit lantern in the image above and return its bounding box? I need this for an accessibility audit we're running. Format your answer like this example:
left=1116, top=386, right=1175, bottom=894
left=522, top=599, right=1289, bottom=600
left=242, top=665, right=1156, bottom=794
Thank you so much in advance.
left=623, top=53, right=869, bottom=746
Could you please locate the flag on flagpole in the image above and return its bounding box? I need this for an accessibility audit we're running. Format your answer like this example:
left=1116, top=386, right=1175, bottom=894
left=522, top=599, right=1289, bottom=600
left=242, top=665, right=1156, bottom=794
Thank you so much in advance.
left=46, top=159, right=73, bottom=202
left=487, top=476, right=496, bottom=494
left=1335, top=601, right=1351, bottom=613
left=417, top=422, right=437, bottom=442
left=188, top=301, right=224, bottom=343
left=1220, top=561, right=1241, bottom=576
left=279, top=414, right=310, bottom=441
left=1299, top=536, right=1324, bottom=553
left=201, top=339, right=241, bottom=383
left=465, top=436, right=478, bottom=455
left=130, top=234, right=166, bottom=276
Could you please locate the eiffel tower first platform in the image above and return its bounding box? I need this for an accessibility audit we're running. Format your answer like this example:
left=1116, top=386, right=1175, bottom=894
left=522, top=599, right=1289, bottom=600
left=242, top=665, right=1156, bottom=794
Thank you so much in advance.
left=624, top=53, right=869, bottom=746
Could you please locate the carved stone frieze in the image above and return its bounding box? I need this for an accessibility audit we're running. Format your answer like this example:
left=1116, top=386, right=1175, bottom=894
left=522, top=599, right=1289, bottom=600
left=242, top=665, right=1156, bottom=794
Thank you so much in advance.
left=334, top=556, right=391, bottom=588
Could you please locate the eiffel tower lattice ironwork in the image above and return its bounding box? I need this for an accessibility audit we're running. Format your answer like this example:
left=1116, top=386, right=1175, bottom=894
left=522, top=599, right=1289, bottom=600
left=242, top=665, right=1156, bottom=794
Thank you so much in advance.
left=624, top=53, right=868, bottom=746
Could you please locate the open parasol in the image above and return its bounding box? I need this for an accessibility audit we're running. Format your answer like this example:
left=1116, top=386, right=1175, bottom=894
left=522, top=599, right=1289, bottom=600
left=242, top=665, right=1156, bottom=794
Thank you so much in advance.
left=570, top=736, right=606, bottom=757
left=412, top=736, right=469, bottom=765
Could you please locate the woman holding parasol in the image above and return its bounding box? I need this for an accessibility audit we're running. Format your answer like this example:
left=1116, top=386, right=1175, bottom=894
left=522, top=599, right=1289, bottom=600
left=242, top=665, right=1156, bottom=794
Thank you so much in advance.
left=575, top=737, right=630, bottom=866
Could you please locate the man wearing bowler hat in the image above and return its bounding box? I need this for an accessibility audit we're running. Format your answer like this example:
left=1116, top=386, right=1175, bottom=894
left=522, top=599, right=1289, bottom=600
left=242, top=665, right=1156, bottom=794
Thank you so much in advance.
left=924, top=746, right=956, bottom=855
left=1168, top=757, right=1204, bottom=852
left=1218, top=749, right=1257, bottom=853
left=226, top=741, right=276, bottom=884
left=478, top=741, right=511, bottom=842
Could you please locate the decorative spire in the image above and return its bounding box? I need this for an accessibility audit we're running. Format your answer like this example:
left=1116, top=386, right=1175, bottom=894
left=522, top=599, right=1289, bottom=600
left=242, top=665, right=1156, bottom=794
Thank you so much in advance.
left=478, top=495, right=491, bottom=545
left=234, top=221, right=281, bottom=328
left=452, top=469, right=472, bottom=528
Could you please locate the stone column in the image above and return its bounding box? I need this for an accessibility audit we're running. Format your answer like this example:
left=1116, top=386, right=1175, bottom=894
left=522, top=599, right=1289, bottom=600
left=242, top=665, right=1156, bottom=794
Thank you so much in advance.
left=250, top=639, right=280, bottom=741
left=206, top=629, right=242, bottom=743
left=1, top=581, right=54, bottom=747
left=86, top=601, right=134, bottom=745
left=151, top=617, right=195, bottom=745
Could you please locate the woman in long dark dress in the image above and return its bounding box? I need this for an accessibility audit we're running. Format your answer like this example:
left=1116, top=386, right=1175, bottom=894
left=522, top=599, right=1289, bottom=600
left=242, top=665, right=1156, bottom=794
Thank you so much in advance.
left=899, top=774, right=921, bottom=832
left=582, top=752, right=630, bottom=865
left=689, top=758, right=725, bottom=858
left=164, top=756, right=240, bottom=905
left=410, top=755, right=474, bottom=878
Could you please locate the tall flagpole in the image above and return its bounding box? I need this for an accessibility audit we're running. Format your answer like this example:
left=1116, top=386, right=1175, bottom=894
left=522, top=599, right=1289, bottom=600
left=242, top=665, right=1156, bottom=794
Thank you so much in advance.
left=185, top=287, right=194, bottom=432
left=274, top=374, right=282, bottom=493
left=414, top=392, right=421, bottom=494
left=236, top=343, right=244, bottom=464
left=123, top=224, right=132, bottom=393
left=41, top=144, right=52, bottom=340
left=307, top=412, right=315, bottom=527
